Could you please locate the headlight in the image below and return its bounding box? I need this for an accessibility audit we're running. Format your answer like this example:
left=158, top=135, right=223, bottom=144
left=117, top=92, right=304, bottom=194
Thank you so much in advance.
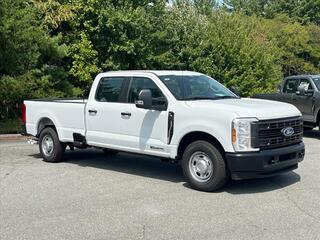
left=232, top=118, right=259, bottom=152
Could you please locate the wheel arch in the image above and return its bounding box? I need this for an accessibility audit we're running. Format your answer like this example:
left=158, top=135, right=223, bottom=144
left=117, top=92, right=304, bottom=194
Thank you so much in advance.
left=36, top=117, right=57, bottom=137
left=177, top=131, right=226, bottom=160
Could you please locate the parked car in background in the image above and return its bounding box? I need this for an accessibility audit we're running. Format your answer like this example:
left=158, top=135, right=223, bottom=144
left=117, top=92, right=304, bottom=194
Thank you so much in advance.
left=254, top=75, right=320, bottom=130
left=22, top=71, right=305, bottom=191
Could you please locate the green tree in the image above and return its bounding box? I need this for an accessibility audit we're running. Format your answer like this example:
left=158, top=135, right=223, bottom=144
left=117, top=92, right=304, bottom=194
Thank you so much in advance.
left=66, top=0, right=168, bottom=85
left=224, top=0, right=320, bottom=25
left=191, top=12, right=283, bottom=96
left=156, top=3, right=209, bottom=69
left=0, top=0, right=72, bottom=119
left=263, top=15, right=320, bottom=75
left=1, top=0, right=320, bottom=127
left=31, top=0, right=74, bottom=30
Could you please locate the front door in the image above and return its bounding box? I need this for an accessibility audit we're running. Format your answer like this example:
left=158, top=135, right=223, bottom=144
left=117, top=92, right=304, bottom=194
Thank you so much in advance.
left=294, top=78, right=315, bottom=121
left=120, top=76, right=170, bottom=157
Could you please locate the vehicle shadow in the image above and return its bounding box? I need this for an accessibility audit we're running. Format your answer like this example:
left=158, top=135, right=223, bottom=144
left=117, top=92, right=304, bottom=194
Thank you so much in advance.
left=63, top=149, right=184, bottom=183
left=29, top=149, right=301, bottom=193
left=303, top=129, right=320, bottom=139
left=223, top=172, right=301, bottom=194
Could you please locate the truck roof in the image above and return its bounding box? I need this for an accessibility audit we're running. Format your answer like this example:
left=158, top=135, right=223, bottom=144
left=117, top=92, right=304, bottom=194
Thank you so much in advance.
left=285, top=74, right=320, bottom=79
left=102, top=70, right=202, bottom=76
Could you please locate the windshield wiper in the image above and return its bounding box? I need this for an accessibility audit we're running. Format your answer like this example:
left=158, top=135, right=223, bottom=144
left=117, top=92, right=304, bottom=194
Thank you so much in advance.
left=213, top=96, right=239, bottom=99
left=184, top=97, right=217, bottom=100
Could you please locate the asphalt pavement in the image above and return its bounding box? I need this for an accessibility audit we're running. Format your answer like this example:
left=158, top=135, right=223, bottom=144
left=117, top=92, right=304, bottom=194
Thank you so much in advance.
left=1, top=131, right=320, bottom=240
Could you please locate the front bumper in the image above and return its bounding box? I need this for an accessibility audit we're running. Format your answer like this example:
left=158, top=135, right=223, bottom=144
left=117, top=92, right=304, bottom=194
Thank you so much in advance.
left=225, top=142, right=305, bottom=180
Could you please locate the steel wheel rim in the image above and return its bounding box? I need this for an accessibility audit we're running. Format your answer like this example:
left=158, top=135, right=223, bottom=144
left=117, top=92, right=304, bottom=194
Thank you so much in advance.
left=41, top=134, right=54, bottom=157
left=189, top=151, right=213, bottom=182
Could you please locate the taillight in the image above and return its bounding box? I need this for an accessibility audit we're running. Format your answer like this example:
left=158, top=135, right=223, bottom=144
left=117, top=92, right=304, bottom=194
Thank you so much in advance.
left=22, top=103, right=26, bottom=124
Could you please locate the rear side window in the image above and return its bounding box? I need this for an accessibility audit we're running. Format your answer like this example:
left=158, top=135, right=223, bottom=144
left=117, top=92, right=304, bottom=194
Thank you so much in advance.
left=128, top=77, right=164, bottom=103
left=95, top=77, right=125, bottom=102
left=283, top=79, right=298, bottom=93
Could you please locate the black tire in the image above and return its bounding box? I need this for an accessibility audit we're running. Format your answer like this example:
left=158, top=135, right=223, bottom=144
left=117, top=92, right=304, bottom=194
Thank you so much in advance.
left=102, top=148, right=118, bottom=155
left=39, top=127, right=65, bottom=163
left=181, top=140, right=227, bottom=192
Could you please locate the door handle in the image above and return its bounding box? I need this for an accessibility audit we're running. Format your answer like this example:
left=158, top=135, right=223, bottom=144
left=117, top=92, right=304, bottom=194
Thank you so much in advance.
left=88, top=109, right=97, bottom=114
left=121, top=112, right=131, bottom=117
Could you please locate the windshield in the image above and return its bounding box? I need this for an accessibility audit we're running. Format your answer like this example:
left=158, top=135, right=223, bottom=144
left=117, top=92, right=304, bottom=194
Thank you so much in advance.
left=312, top=77, right=320, bottom=90
left=158, top=74, right=237, bottom=100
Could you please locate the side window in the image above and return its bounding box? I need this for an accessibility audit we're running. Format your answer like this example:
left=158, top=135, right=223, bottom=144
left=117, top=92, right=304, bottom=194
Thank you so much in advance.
left=95, top=77, right=126, bottom=102
left=128, top=77, right=164, bottom=103
left=299, top=79, right=313, bottom=91
left=283, top=79, right=298, bottom=93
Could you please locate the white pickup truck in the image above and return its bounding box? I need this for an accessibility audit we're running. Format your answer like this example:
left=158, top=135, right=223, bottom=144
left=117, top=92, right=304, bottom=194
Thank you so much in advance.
left=22, top=71, right=305, bottom=191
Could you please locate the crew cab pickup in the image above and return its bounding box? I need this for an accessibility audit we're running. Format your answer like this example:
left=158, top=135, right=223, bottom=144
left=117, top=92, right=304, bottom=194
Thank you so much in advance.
left=254, top=75, right=320, bottom=130
left=22, top=71, right=305, bottom=191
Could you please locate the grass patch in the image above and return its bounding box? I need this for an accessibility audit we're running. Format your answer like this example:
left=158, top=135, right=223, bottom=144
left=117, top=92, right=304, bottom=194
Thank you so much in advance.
left=0, top=118, right=22, bottom=134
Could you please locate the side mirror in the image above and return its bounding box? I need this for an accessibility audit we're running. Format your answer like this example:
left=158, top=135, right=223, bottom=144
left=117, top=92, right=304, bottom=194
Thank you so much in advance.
left=135, top=89, right=152, bottom=109
left=152, top=97, right=168, bottom=111
left=296, top=85, right=313, bottom=96
left=229, top=86, right=240, bottom=97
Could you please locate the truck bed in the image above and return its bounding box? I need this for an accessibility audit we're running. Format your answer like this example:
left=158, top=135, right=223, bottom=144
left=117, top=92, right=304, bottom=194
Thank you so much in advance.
left=27, top=98, right=87, bottom=103
left=24, top=98, right=87, bottom=142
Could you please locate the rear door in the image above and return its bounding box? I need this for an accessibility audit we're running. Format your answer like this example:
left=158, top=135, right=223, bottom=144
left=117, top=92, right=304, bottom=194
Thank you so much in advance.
left=85, top=76, right=130, bottom=148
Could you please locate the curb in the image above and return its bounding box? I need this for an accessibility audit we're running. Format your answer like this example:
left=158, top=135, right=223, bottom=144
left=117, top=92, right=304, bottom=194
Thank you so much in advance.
left=0, top=134, right=29, bottom=141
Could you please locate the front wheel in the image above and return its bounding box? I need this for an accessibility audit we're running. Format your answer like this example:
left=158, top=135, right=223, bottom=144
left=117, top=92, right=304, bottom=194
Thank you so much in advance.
left=181, top=140, right=227, bottom=192
left=39, top=127, right=65, bottom=163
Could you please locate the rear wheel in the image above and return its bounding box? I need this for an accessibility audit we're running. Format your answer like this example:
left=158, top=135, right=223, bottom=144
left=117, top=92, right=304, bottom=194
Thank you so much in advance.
left=181, top=140, right=227, bottom=192
left=39, top=127, right=65, bottom=163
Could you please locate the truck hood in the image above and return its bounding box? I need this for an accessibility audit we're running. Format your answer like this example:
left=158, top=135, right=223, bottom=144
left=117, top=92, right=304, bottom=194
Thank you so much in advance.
left=184, top=97, right=301, bottom=120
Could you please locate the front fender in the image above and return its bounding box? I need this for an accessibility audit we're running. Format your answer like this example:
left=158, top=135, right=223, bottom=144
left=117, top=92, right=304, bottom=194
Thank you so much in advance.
left=171, top=120, right=234, bottom=153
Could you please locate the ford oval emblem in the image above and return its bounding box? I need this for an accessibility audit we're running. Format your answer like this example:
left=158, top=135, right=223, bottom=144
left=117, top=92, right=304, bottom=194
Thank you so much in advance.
left=281, top=127, right=294, bottom=137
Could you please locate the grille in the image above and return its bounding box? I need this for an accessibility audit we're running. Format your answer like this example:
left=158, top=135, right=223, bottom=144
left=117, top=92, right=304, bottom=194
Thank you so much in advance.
left=252, top=117, right=303, bottom=150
